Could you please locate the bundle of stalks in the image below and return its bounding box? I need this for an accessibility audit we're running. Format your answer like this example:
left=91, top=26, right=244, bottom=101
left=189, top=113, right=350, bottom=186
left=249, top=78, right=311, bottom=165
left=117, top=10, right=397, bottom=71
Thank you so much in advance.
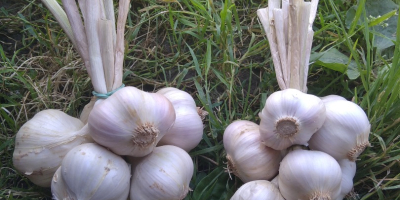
left=42, top=0, right=131, bottom=121
left=257, top=0, right=319, bottom=92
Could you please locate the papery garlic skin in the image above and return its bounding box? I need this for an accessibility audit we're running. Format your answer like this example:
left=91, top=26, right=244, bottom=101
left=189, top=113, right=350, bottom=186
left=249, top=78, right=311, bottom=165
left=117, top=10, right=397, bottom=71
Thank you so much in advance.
left=336, top=159, right=356, bottom=200
left=230, top=180, right=285, bottom=200
left=259, top=89, right=326, bottom=150
left=130, top=145, right=193, bottom=200
left=51, top=143, right=130, bottom=200
left=321, top=95, right=346, bottom=103
left=13, top=110, right=92, bottom=187
left=157, top=87, right=204, bottom=152
left=279, top=149, right=342, bottom=200
left=223, top=120, right=281, bottom=182
left=88, top=86, right=175, bottom=157
left=157, top=87, right=196, bottom=108
left=309, top=99, right=370, bottom=161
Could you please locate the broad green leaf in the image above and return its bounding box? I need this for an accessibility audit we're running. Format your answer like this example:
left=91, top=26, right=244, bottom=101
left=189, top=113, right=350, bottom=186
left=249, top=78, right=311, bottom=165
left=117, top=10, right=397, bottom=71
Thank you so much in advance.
left=345, top=0, right=399, bottom=51
left=315, top=48, right=360, bottom=79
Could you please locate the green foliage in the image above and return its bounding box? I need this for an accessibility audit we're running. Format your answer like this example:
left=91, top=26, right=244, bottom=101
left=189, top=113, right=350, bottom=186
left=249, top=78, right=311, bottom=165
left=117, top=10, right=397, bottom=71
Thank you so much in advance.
left=1, top=0, right=399, bottom=199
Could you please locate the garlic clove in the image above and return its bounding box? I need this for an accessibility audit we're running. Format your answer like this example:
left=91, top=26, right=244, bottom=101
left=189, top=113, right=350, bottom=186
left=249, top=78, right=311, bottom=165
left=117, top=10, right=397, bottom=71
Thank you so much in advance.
left=308, top=99, right=371, bottom=161
left=320, top=94, right=347, bottom=103
left=336, top=159, right=357, bottom=200
left=88, top=86, right=176, bottom=157
left=130, top=145, right=193, bottom=200
left=259, top=88, right=326, bottom=150
left=278, top=149, right=342, bottom=200
left=157, top=87, right=204, bottom=152
left=230, top=180, right=285, bottom=200
left=51, top=143, right=131, bottom=200
left=157, top=87, right=197, bottom=108
left=12, top=109, right=92, bottom=187
left=223, top=120, right=281, bottom=183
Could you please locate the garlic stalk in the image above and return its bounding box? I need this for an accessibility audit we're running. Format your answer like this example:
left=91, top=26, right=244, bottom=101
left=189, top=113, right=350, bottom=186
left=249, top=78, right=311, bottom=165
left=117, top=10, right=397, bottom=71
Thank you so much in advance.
left=88, top=86, right=176, bottom=157
left=223, top=120, right=281, bottom=182
left=130, top=145, right=193, bottom=200
left=51, top=143, right=130, bottom=200
left=13, top=109, right=92, bottom=187
left=230, top=180, right=285, bottom=200
left=257, top=0, right=319, bottom=92
left=336, top=159, right=356, bottom=200
left=308, top=97, right=371, bottom=161
left=279, top=149, right=342, bottom=200
left=259, top=89, right=326, bottom=150
left=156, top=87, right=205, bottom=152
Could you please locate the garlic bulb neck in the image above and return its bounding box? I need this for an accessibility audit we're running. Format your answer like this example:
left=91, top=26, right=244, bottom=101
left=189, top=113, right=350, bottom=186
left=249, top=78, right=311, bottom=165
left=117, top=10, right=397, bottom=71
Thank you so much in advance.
left=276, top=117, right=299, bottom=138
left=133, top=123, right=159, bottom=147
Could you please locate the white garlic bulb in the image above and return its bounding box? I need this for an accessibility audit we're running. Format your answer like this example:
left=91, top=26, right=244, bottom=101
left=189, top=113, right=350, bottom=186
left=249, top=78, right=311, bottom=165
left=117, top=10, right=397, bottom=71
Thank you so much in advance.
left=88, top=86, right=176, bottom=157
left=308, top=97, right=370, bottom=161
left=279, top=149, right=342, bottom=200
left=130, top=145, right=193, bottom=200
left=223, top=120, right=281, bottom=182
left=230, top=180, right=285, bottom=200
left=336, top=159, right=356, bottom=200
left=156, top=87, right=204, bottom=152
left=321, top=95, right=346, bottom=103
left=51, top=143, right=130, bottom=200
left=13, top=109, right=92, bottom=187
left=259, top=89, right=326, bottom=150
left=157, top=87, right=196, bottom=107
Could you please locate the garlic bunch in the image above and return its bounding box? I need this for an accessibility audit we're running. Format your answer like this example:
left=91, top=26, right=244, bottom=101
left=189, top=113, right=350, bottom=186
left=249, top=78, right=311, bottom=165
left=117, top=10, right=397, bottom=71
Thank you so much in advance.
left=309, top=97, right=371, bottom=161
left=259, top=88, right=326, bottom=150
left=223, top=120, right=281, bottom=182
left=88, top=86, right=175, bottom=157
left=13, top=109, right=92, bottom=187
left=130, top=145, right=193, bottom=200
left=336, top=159, right=357, bottom=200
left=51, top=143, right=130, bottom=200
left=156, top=87, right=205, bottom=152
left=278, top=149, right=342, bottom=200
left=230, top=180, right=285, bottom=200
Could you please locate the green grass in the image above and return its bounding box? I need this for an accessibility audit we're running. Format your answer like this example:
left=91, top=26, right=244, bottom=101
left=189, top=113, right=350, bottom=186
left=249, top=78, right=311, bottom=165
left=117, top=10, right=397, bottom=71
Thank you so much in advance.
left=1, top=0, right=399, bottom=199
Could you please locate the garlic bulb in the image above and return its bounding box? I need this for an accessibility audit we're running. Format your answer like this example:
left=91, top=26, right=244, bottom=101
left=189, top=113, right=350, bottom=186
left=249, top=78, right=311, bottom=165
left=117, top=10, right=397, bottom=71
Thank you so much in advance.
left=336, top=159, right=356, bottom=200
left=279, top=149, right=342, bottom=200
left=157, top=87, right=204, bottom=152
left=230, top=180, right=285, bottom=200
left=259, top=89, right=326, bottom=150
left=130, top=145, right=193, bottom=200
left=157, top=87, right=196, bottom=107
left=88, top=86, right=176, bottom=157
left=13, top=109, right=92, bottom=187
left=51, top=143, right=130, bottom=200
left=308, top=98, right=370, bottom=161
left=223, top=120, right=281, bottom=182
left=321, top=95, right=346, bottom=103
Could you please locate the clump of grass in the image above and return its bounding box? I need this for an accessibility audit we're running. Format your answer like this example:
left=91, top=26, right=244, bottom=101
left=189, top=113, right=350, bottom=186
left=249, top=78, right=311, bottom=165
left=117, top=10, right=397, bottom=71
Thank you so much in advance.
left=1, top=0, right=399, bottom=199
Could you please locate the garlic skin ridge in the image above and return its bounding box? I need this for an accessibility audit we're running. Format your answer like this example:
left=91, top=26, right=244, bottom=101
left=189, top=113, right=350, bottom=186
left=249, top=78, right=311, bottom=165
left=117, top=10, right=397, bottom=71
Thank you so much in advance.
left=278, top=149, right=342, bottom=200
left=223, top=120, right=281, bottom=183
left=130, top=145, right=194, bottom=200
left=13, top=109, right=92, bottom=187
left=308, top=97, right=371, bottom=161
left=157, top=87, right=204, bottom=152
left=51, top=143, right=131, bottom=200
left=88, top=86, right=176, bottom=157
left=230, top=180, right=285, bottom=200
left=259, top=88, right=326, bottom=150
